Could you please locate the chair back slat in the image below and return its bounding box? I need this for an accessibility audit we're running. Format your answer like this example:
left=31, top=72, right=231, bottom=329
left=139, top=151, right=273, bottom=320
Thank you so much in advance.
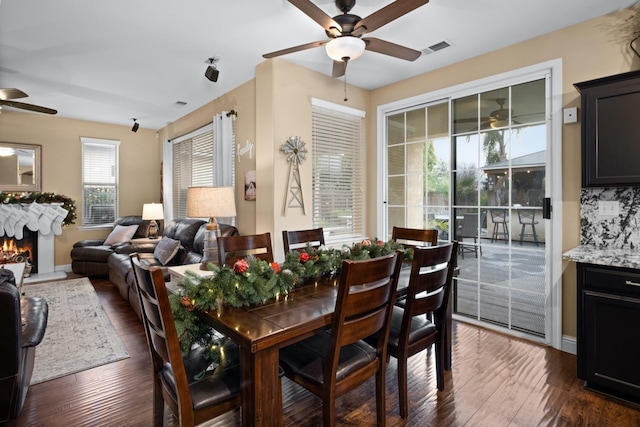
left=402, top=242, right=457, bottom=327
left=328, top=252, right=403, bottom=369
left=217, top=232, right=274, bottom=266
left=283, top=228, right=325, bottom=254
left=392, top=226, right=438, bottom=249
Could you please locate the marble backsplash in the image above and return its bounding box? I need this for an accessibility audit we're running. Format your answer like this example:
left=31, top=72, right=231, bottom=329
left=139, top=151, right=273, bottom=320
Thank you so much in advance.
left=581, top=187, right=640, bottom=249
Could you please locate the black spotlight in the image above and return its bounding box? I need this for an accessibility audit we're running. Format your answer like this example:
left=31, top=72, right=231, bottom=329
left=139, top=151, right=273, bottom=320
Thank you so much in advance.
left=205, top=65, right=219, bottom=82
left=205, top=57, right=219, bottom=82
left=131, top=118, right=139, bottom=133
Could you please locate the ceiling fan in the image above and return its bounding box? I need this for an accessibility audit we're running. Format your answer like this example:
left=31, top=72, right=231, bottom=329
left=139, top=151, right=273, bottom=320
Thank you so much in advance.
left=263, top=0, right=429, bottom=78
left=0, top=88, right=57, bottom=115
left=455, top=98, right=520, bottom=129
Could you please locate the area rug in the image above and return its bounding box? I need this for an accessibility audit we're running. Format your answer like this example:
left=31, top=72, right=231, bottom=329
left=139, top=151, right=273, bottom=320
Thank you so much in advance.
left=22, top=277, right=129, bottom=384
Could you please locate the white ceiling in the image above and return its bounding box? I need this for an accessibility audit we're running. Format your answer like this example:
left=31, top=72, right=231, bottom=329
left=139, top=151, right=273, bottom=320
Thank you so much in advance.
left=0, top=0, right=637, bottom=130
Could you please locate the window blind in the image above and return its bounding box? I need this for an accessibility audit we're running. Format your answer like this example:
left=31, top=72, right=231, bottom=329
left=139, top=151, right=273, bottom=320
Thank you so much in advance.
left=172, top=128, right=214, bottom=218
left=312, top=104, right=364, bottom=241
left=81, top=138, right=119, bottom=226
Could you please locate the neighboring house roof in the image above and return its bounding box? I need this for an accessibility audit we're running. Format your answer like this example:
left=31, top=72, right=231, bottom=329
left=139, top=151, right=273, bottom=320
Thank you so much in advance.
left=482, top=150, right=545, bottom=171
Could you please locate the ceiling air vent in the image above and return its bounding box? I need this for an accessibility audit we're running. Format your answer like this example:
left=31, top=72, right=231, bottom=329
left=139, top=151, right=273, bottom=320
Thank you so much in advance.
left=422, top=40, right=452, bottom=55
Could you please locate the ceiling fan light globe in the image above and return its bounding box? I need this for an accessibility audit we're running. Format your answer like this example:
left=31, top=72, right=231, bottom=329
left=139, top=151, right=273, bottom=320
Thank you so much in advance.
left=325, top=36, right=365, bottom=62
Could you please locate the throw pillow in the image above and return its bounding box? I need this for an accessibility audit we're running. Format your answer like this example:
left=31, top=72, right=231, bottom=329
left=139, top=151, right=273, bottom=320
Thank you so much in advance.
left=154, top=236, right=181, bottom=265
left=104, top=224, right=139, bottom=246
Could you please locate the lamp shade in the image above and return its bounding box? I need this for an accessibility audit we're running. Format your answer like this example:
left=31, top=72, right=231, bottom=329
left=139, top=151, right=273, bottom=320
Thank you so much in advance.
left=187, top=186, right=237, bottom=219
left=325, top=36, right=366, bottom=62
left=142, top=203, right=164, bottom=220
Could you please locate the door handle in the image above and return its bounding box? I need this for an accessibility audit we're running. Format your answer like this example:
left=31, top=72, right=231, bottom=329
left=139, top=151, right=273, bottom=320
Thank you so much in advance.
left=542, top=197, right=551, bottom=219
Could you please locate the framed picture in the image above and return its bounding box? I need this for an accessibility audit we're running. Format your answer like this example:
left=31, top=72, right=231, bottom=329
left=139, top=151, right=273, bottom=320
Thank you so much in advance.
left=245, top=170, right=256, bottom=201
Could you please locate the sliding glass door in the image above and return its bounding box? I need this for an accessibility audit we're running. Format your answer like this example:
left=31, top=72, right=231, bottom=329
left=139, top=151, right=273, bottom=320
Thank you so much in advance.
left=383, top=76, right=550, bottom=340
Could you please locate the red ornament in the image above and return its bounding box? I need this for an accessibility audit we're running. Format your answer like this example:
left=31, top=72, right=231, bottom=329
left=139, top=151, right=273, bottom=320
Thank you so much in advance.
left=299, top=252, right=310, bottom=263
left=271, top=262, right=281, bottom=274
left=233, top=259, right=249, bottom=274
left=377, top=239, right=385, bottom=247
left=361, top=239, right=372, bottom=246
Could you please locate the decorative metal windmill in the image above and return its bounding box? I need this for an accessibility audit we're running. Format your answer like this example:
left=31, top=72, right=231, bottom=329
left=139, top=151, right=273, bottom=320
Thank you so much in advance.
left=280, top=136, right=308, bottom=215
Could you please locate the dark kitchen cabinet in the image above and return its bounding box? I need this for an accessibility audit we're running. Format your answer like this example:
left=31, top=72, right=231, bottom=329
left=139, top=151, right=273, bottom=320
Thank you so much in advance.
left=574, top=70, right=640, bottom=187
left=577, top=263, right=640, bottom=407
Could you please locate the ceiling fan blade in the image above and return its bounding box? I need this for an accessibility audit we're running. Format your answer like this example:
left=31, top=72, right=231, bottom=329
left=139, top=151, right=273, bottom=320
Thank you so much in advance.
left=288, top=0, right=342, bottom=33
left=0, top=100, right=57, bottom=115
left=0, top=88, right=28, bottom=100
left=332, top=60, right=346, bottom=78
left=263, top=40, right=327, bottom=58
left=352, top=0, right=430, bottom=36
left=363, top=37, right=422, bottom=61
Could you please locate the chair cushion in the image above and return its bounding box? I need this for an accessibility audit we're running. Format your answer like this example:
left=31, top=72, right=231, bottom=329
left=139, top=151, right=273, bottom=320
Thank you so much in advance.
left=160, top=340, right=241, bottom=411
left=153, top=237, right=181, bottom=265
left=279, top=330, right=377, bottom=385
left=386, top=305, right=437, bottom=349
left=104, top=224, right=139, bottom=246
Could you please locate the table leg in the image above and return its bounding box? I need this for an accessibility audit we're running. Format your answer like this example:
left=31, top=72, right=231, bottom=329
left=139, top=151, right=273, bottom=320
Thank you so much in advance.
left=240, top=345, right=283, bottom=427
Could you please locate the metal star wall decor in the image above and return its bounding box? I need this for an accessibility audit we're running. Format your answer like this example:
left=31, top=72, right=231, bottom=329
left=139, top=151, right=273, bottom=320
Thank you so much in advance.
left=280, top=136, right=308, bottom=215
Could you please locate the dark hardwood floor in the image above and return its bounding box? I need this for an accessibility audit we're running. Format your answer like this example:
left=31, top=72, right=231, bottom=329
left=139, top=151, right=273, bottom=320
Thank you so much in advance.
left=6, top=276, right=640, bottom=426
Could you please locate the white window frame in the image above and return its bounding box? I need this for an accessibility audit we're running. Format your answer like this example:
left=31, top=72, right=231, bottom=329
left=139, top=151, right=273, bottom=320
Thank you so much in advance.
left=80, top=137, right=120, bottom=228
left=311, top=98, right=366, bottom=245
left=163, top=113, right=235, bottom=221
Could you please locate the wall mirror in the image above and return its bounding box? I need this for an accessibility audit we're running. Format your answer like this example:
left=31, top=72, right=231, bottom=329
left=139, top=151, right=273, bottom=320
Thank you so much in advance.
left=0, top=142, right=42, bottom=192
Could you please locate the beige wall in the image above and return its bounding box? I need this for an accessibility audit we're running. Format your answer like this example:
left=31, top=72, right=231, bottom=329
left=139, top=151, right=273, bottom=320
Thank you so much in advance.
left=0, top=111, right=161, bottom=266
left=367, top=8, right=640, bottom=338
left=254, top=59, right=369, bottom=259
left=157, top=79, right=257, bottom=235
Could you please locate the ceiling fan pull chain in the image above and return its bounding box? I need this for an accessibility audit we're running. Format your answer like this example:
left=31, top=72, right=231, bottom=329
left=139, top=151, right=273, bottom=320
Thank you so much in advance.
left=343, top=57, right=349, bottom=102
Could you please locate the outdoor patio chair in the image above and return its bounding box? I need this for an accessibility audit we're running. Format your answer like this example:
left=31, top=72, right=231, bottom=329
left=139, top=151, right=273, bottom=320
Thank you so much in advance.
left=490, top=209, right=509, bottom=243
left=517, top=209, right=540, bottom=246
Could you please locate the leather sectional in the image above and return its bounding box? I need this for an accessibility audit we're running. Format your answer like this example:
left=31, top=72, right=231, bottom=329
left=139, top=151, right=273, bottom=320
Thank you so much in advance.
left=72, top=217, right=238, bottom=320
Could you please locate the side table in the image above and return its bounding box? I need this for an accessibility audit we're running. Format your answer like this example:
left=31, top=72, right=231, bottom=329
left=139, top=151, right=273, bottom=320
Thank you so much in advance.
left=167, top=263, right=215, bottom=285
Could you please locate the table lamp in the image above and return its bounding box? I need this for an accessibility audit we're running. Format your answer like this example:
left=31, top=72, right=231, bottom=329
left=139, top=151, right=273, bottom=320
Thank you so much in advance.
left=142, top=203, right=164, bottom=239
left=187, top=186, right=236, bottom=270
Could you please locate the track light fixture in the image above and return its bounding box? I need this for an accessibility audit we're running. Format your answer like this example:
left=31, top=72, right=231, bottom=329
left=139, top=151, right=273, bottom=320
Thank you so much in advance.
left=205, top=57, right=220, bottom=82
left=131, top=118, right=139, bottom=133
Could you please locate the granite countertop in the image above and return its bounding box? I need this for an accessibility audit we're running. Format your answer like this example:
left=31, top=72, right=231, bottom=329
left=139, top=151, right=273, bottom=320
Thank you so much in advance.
left=563, top=245, right=640, bottom=269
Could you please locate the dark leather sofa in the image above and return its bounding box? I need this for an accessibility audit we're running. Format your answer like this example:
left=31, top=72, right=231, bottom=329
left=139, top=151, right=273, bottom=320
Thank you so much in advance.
left=107, top=218, right=238, bottom=320
left=70, top=216, right=152, bottom=277
left=0, top=271, right=48, bottom=422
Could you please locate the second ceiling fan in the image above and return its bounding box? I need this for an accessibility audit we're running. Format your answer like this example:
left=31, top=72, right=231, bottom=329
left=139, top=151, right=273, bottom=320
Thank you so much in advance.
left=263, top=0, right=429, bottom=78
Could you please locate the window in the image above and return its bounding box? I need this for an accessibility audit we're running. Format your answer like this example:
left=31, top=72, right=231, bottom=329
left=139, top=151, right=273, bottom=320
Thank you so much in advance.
left=172, top=126, right=214, bottom=218
left=312, top=99, right=365, bottom=242
left=81, top=137, right=119, bottom=226
left=168, top=113, right=235, bottom=219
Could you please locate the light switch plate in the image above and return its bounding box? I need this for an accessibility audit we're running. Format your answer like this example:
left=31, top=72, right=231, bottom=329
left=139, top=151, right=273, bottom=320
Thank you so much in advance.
left=598, top=201, right=620, bottom=217
left=563, top=107, right=578, bottom=123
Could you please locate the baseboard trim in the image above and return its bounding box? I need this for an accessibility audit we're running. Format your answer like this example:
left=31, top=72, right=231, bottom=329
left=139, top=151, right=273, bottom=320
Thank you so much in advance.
left=562, top=335, right=577, bottom=355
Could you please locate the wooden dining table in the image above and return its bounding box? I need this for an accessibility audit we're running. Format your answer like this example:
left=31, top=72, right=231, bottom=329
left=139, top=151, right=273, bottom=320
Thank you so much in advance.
left=198, top=264, right=454, bottom=427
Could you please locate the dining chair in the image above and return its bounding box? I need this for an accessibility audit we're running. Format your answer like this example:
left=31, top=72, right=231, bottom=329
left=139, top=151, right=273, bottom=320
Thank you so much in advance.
left=129, top=253, right=241, bottom=426
left=282, top=227, right=325, bottom=254
left=217, top=232, right=274, bottom=267
left=517, top=209, right=540, bottom=246
left=456, top=213, right=481, bottom=259
left=366, top=242, right=457, bottom=419
left=279, top=251, right=404, bottom=427
left=490, top=208, right=509, bottom=243
left=391, top=226, right=438, bottom=249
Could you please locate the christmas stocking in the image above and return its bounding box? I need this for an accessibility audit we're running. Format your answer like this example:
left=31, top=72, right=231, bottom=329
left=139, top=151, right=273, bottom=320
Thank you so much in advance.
left=13, top=207, right=30, bottom=240
left=39, top=206, right=59, bottom=235
left=0, top=205, right=11, bottom=237
left=4, top=206, right=21, bottom=237
left=27, top=202, right=45, bottom=231
left=52, top=206, right=69, bottom=235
